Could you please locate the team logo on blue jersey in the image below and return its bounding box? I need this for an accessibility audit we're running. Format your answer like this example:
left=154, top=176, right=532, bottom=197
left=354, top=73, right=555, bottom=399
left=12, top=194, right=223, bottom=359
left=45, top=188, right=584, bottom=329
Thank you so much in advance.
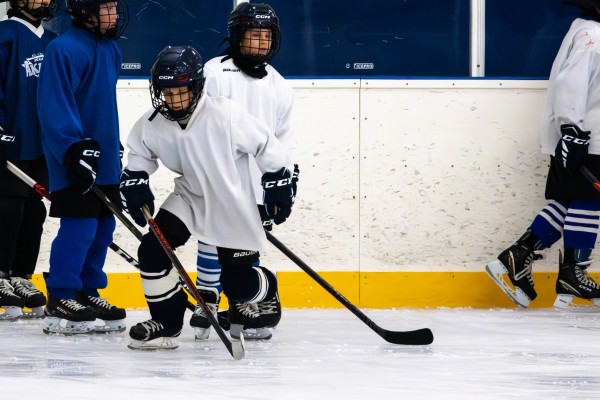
left=22, top=53, right=44, bottom=78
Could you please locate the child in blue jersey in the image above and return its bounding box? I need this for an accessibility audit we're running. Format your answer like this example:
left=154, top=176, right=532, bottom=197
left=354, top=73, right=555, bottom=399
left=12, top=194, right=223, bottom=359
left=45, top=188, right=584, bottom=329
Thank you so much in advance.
left=0, top=0, right=61, bottom=319
left=36, top=0, right=129, bottom=335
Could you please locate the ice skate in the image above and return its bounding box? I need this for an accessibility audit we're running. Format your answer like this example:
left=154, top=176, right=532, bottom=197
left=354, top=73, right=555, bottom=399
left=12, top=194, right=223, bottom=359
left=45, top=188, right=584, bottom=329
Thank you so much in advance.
left=0, top=278, right=24, bottom=320
left=128, top=319, right=181, bottom=350
left=485, top=231, right=540, bottom=308
left=229, top=301, right=271, bottom=340
left=43, top=295, right=95, bottom=335
left=75, top=292, right=126, bottom=333
left=11, top=277, right=46, bottom=318
left=554, top=250, right=600, bottom=312
left=189, top=287, right=219, bottom=341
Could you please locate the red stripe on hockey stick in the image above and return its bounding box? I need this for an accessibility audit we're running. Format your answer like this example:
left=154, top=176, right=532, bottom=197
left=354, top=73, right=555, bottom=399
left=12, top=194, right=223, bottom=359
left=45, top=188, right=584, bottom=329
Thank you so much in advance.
left=141, top=206, right=245, bottom=360
left=580, top=166, right=600, bottom=193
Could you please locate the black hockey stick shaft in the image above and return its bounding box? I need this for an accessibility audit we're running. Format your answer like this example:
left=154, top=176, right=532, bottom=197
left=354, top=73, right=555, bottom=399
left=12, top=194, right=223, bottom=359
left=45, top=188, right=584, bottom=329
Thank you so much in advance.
left=2, top=162, right=202, bottom=311
left=90, top=184, right=144, bottom=241
left=581, top=165, right=600, bottom=192
left=141, top=206, right=245, bottom=360
left=89, top=183, right=200, bottom=312
left=265, top=231, right=434, bottom=345
left=6, top=161, right=141, bottom=269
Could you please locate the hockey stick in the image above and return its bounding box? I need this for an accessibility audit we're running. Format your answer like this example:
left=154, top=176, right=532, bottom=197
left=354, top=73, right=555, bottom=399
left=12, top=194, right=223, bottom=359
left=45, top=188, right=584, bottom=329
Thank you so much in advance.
left=141, top=205, right=245, bottom=360
left=7, top=161, right=196, bottom=313
left=581, top=165, right=600, bottom=192
left=89, top=183, right=202, bottom=312
left=90, top=184, right=144, bottom=241
left=265, top=231, right=434, bottom=345
left=6, top=160, right=141, bottom=270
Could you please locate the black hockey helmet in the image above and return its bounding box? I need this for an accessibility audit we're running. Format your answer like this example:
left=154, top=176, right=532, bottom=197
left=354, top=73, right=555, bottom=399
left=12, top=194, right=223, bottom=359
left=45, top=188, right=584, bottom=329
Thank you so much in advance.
left=227, top=2, right=281, bottom=66
left=9, top=0, right=62, bottom=20
left=564, top=0, right=600, bottom=19
left=150, top=46, right=205, bottom=122
left=66, top=0, right=128, bottom=39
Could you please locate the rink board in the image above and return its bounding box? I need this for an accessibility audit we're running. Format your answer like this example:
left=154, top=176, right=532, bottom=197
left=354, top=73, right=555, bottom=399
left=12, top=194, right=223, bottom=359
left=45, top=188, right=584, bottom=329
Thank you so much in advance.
left=28, top=271, right=599, bottom=309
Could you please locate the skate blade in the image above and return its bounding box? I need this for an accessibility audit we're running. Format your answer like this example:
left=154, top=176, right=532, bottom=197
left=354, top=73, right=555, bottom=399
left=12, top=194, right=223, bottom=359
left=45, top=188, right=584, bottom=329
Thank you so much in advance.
left=94, top=319, right=126, bottom=334
left=0, top=306, right=23, bottom=320
left=485, top=261, right=531, bottom=308
left=43, top=318, right=95, bottom=335
left=230, top=324, right=272, bottom=340
left=127, top=337, right=179, bottom=351
left=21, top=306, right=45, bottom=319
left=554, top=294, right=600, bottom=312
left=193, top=326, right=211, bottom=341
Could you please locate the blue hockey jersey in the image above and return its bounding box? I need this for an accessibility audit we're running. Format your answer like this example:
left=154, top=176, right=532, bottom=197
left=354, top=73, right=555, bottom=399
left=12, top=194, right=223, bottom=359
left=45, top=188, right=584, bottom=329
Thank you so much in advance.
left=0, top=17, right=56, bottom=160
left=38, top=26, right=122, bottom=191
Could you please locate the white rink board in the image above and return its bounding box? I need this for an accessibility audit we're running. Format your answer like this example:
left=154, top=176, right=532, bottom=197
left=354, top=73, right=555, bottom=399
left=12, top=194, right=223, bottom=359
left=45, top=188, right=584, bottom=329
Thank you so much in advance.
left=37, top=79, right=560, bottom=274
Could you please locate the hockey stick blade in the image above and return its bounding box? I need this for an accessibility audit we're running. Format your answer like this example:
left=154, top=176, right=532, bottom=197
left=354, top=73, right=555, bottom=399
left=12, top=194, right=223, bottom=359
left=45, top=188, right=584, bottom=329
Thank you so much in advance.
left=142, top=206, right=246, bottom=360
left=265, top=231, right=434, bottom=345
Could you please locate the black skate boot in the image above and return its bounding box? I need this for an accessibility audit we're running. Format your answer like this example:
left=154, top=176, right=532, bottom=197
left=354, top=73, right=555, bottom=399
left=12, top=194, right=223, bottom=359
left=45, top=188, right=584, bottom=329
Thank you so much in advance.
left=485, top=230, right=540, bottom=307
left=43, top=295, right=95, bottom=335
left=128, top=319, right=182, bottom=350
left=229, top=301, right=272, bottom=340
left=189, top=287, right=219, bottom=341
left=75, top=292, right=127, bottom=333
left=11, top=277, right=46, bottom=318
left=554, top=249, right=600, bottom=311
left=0, top=278, right=24, bottom=320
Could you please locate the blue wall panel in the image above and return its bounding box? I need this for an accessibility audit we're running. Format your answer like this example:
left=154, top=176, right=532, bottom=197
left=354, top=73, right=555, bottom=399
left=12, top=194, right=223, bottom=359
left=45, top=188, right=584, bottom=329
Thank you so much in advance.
left=40, top=1, right=586, bottom=78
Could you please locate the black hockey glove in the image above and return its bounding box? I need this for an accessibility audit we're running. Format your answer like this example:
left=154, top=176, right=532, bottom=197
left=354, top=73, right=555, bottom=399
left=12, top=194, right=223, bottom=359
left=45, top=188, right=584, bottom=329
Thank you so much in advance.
left=120, top=169, right=155, bottom=227
left=262, top=167, right=295, bottom=225
left=258, top=204, right=273, bottom=231
left=555, top=124, right=590, bottom=174
left=0, top=125, right=15, bottom=173
left=64, top=139, right=100, bottom=193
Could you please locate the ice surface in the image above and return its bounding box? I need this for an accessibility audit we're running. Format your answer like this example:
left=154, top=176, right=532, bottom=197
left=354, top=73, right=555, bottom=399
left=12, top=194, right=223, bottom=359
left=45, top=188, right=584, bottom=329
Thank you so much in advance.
left=0, top=308, right=599, bottom=399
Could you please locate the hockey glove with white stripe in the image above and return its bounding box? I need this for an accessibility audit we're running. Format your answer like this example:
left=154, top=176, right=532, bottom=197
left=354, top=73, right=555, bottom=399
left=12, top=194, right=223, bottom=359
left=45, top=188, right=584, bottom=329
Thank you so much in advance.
left=120, top=169, right=154, bottom=227
left=64, top=139, right=100, bottom=193
left=262, top=167, right=295, bottom=225
left=555, top=124, right=590, bottom=174
left=0, top=125, right=15, bottom=173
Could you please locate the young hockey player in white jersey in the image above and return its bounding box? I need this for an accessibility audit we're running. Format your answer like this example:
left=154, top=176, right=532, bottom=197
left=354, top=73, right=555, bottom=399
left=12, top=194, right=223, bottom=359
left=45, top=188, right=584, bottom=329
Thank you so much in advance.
left=0, top=0, right=61, bottom=319
left=191, top=2, right=295, bottom=341
left=486, top=0, right=600, bottom=310
left=120, top=45, right=297, bottom=350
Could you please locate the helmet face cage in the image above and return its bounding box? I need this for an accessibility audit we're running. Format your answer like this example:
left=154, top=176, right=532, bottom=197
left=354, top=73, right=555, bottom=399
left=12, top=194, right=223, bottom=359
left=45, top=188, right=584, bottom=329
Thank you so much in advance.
left=227, top=3, right=281, bottom=66
left=67, top=0, right=129, bottom=39
left=150, top=46, right=205, bottom=122
left=10, top=0, right=62, bottom=20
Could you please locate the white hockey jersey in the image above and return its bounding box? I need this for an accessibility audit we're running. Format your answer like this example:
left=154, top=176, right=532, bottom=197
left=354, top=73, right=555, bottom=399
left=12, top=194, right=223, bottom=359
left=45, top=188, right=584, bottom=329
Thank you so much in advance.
left=541, top=18, right=600, bottom=155
left=203, top=56, right=294, bottom=203
left=126, top=94, right=290, bottom=251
